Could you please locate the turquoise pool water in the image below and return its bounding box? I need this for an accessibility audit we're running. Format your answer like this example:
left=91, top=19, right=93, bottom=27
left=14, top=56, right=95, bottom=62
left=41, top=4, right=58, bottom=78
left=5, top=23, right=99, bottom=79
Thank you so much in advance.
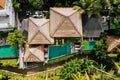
left=82, top=41, right=96, bottom=50
left=0, top=45, right=18, bottom=58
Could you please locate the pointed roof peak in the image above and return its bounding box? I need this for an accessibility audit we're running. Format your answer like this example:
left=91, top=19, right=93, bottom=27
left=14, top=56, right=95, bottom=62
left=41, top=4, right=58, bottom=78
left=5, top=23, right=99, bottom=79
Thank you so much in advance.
left=50, top=7, right=77, bottom=17
left=29, top=17, right=49, bottom=27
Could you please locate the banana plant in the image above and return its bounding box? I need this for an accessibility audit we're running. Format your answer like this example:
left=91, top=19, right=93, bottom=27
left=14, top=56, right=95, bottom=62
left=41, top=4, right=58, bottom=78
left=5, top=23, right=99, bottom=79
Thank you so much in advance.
left=114, top=62, right=120, bottom=74
left=81, top=57, right=94, bottom=74
left=71, top=72, right=96, bottom=80
left=71, top=72, right=86, bottom=80
left=60, top=59, right=82, bottom=80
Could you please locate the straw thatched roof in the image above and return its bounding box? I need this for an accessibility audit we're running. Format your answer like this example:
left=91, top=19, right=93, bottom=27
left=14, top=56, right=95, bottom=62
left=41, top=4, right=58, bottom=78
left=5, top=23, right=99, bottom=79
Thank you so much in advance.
left=28, top=17, right=54, bottom=44
left=83, top=17, right=103, bottom=37
left=24, top=44, right=44, bottom=62
left=0, top=0, right=5, bottom=9
left=107, top=36, right=120, bottom=52
left=50, top=7, right=83, bottom=37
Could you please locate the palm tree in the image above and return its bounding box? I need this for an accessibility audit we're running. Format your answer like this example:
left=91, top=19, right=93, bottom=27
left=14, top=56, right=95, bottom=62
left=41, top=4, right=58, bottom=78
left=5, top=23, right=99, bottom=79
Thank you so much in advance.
left=73, top=0, right=102, bottom=18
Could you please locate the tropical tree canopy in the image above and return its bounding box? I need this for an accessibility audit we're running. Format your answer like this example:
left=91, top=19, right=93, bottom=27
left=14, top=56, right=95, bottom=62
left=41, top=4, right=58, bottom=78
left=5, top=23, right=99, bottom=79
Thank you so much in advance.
left=7, top=29, right=26, bottom=47
left=108, top=0, right=120, bottom=35
left=73, top=0, right=102, bottom=17
left=28, top=0, right=44, bottom=10
left=13, top=0, right=20, bottom=11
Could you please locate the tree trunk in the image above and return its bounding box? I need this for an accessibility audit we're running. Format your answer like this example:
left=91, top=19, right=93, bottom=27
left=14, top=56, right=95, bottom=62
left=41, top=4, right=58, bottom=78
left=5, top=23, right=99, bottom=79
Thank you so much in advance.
left=16, top=11, right=24, bottom=69
left=16, top=12, right=21, bottom=30
left=19, top=44, right=24, bottom=69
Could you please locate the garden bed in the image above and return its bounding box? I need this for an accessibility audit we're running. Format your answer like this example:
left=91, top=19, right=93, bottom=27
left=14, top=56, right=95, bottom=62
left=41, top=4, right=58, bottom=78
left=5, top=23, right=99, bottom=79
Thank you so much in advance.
left=0, top=52, right=83, bottom=75
left=0, top=52, right=93, bottom=75
left=0, top=57, right=119, bottom=80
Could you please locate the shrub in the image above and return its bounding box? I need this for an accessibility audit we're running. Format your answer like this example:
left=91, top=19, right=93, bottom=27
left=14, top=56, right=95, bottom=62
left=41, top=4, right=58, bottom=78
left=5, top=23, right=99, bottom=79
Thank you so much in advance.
left=94, top=39, right=107, bottom=61
left=7, top=29, right=26, bottom=48
left=47, top=53, right=79, bottom=65
left=60, top=57, right=94, bottom=80
left=0, top=70, right=11, bottom=80
left=93, top=33, right=115, bottom=70
left=60, top=59, right=82, bottom=80
left=81, top=57, right=94, bottom=74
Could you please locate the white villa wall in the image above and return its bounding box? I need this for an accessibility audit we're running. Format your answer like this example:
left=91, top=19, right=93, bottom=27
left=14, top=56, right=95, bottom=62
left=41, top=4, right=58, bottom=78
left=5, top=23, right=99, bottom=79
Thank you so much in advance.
left=0, top=0, right=15, bottom=28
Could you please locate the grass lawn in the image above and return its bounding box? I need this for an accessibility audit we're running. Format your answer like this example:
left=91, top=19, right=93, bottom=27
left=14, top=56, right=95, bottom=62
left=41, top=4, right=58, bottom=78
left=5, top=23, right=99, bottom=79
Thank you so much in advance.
left=0, top=58, right=18, bottom=67
left=5, top=68, right=63, bottom=80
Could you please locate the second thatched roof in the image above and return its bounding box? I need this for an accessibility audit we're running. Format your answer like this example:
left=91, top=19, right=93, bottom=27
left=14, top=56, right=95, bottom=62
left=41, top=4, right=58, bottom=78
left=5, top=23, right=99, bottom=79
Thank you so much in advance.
left=50, top=7, right=83, bottom=37
left=107, top=36, right=120, bottom=52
